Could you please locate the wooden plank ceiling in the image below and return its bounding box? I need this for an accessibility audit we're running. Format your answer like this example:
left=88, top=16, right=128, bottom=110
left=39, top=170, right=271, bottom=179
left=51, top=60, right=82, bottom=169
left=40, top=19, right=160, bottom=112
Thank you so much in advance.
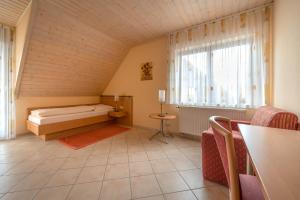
left=14, top=0, right=271, bottom=96
left=0, top=0, right=30, bottom=26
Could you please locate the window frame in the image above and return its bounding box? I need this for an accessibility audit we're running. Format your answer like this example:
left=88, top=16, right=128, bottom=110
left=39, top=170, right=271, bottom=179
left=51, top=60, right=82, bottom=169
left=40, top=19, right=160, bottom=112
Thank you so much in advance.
left=175, top=38, right=255, bottom=108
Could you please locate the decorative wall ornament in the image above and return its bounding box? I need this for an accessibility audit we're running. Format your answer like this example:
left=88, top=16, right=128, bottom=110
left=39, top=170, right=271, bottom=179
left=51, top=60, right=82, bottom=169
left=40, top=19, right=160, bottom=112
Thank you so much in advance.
left=141, top=62, right=153, bottom=81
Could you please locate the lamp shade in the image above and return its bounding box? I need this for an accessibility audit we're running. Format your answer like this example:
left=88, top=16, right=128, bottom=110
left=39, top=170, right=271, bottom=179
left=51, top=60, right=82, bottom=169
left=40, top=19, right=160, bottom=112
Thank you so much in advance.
left=158, top=90, right=166, bottom=103
left=114, top=95, right=119, bottom=102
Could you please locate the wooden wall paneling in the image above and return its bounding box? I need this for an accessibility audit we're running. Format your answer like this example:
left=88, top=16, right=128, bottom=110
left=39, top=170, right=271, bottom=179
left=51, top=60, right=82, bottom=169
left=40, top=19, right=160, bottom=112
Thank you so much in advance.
left=0, top=0, right=30, bottom=26
left=100, top=95, right=133, bottom=127
left=18, top=0, right=129, bottom=96
left=9, top=0, right=272, bottom=97
left=43, top=0, right=272, bottom=46
left=15, top=0, right=38, bottom=98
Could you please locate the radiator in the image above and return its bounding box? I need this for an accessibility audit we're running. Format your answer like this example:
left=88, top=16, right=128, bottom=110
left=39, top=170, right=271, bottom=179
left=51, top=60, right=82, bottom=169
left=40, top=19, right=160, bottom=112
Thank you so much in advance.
left=178, top=107, right=249, bottom=136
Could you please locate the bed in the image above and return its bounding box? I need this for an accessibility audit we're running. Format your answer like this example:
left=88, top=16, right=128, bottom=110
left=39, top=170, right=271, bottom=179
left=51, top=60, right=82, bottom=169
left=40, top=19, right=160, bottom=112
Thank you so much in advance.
left=27, top=95, right=133, bottom=140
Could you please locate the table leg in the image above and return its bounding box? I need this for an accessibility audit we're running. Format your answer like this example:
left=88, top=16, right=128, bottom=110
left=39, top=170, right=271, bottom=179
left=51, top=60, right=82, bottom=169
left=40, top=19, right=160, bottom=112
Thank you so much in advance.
left=149, top=131, right=160, bottom=140
left=160, top=119, right=168, bottom=144
left=149, top=119, right=168, bottom=144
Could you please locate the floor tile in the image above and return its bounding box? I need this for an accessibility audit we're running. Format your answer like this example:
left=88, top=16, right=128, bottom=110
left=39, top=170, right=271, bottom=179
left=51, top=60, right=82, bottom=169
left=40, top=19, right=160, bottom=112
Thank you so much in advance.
left=146, top=151, right=167, bottom=160
left=68, top=148, right=92, bottom=158
left=143, top=144, right=162, bottom=151
left=91, top=148, right=110, bottom=156
left=0, top=174, right=27, bottom=193
left=164, top=149, right=186, bottom=158
left=192, top=187, right=229, bottom=200
left=165, top=190, right=197, bottom=200
left=136, top=195, right=164, bottom=200
left=187, top=155, right=202, bottom=168
left=104, top=163, right=129, bottom=180
left=5, top=160, right=41, bottom=175
left=128, top=145, right=144, bottom=153
left=129, top=152, right=148, bottom=162
left=85, top=155, right=108, bottom=166
left=169, top=157, right=196, bottom=171
left=0, top=128, right=205, bottom=200
left=34, top=158, right=65, bottom=172
left=0, top=155, right=25, bottom=165
left=67, top=182, right=101, bottom=200
left=180, top=169, right=214, bottom=189
left=180, top=147, right=201, bottom=156
left=131, top=175, right=162, bottom=199
left=108, top=153, right=128, bottom=164
left=60, top=157, right=87, bottom=169
left=1, top=189, right=39, bottom=200
left=46, top=168, right=81, bottom=187
left=76, top=165, right=106, bottom=183
left=34, top=185, right=71, bottom=200
left=150, top=159, right=176, bottom=174
left=100, top=178, right=131, bottom=200
left=11, top=172, right=54, bottom=191
left=110, top=144, right=127, bottom=154
left=0, top=163, right=15, bottom=175
left=218, top=185, right=229, bottom=197
left=50, top=148, right=72, bottom=158
left=155, top=172, right=189, bottom=193
left=130, top=161, right=153, bottom=177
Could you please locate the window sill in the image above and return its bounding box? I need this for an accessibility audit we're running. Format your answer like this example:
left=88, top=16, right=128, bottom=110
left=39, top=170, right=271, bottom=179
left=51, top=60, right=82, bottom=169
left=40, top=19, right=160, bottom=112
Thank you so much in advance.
left=175, top=105, right=248, bottom=112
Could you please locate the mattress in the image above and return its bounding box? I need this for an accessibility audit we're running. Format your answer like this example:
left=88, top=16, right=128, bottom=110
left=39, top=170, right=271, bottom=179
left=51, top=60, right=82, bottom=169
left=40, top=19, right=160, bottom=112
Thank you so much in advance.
left=28, top=108, right=113, bottom=125
left=31, top=105, right=95, bottom=117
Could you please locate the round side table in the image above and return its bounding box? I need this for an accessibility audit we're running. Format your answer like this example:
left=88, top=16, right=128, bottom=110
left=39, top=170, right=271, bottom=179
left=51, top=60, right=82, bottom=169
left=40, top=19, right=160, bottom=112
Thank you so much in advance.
left=149, top=113, right=176, bottom=144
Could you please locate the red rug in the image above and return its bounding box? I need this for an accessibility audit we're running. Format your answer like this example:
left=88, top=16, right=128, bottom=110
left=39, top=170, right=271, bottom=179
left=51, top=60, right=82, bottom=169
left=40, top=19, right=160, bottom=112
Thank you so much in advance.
left=58, top=125, right=129, bottom=150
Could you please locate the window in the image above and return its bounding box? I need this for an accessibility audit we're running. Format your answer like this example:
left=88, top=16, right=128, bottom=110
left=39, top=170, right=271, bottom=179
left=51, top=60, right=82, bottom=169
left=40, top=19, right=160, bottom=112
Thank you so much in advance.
left=176, top=41, right=257, bottom=108
left=168, top=7, right=271, bottom=108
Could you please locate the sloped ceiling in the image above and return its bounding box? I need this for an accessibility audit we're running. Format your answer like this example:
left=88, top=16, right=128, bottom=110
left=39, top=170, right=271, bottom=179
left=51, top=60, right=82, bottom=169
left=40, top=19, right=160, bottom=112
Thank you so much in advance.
left=0, top=0, right=30, bottom=26
left=14, top=0, right=271, bottom=96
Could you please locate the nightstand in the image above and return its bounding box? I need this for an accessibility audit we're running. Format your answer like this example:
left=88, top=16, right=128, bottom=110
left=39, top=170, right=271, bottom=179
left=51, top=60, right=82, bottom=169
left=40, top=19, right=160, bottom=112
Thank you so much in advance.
left=108, top=111, right=127, bottom=118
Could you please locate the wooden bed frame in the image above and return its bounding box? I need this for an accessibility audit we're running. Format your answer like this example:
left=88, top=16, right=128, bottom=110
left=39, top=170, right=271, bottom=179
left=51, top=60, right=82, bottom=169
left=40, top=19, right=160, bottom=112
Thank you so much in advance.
left=26, top=95, right=133, bottom=140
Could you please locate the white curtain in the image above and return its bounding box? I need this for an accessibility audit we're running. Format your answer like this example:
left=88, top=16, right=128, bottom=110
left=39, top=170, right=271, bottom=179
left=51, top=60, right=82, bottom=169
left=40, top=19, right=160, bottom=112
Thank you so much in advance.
left=168, top=6, right=272, bottom=108
left=0, top=25, right=15, bottom=140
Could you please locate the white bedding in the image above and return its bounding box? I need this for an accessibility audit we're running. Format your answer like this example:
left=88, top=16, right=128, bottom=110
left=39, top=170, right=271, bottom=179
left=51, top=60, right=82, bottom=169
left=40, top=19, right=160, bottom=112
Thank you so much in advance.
left=31, top=105, right=95, bottom=117
left=28, top=105, right=114, bottom=125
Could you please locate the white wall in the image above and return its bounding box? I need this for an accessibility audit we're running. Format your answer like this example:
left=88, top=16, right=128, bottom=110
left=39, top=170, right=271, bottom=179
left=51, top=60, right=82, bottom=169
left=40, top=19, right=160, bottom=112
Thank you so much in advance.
left=104, top=37, right=179, bottom=132
left=273, top=0, right=300, bottom=117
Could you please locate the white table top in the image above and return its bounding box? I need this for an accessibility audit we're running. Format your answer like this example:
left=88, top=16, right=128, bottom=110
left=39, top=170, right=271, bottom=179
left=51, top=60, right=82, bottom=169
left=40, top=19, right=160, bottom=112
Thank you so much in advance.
left=239, top=124, right=300, bottom=200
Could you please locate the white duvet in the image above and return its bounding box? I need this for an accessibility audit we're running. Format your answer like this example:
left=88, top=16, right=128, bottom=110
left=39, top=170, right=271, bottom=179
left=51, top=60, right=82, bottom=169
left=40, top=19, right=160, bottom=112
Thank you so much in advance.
left=31, top=104, right=113, bottom=117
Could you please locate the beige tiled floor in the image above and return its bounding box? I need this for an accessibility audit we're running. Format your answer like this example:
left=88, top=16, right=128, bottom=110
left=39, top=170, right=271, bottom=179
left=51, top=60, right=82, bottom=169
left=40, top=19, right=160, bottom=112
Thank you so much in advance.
left=0, top=127, right=229, bottom=200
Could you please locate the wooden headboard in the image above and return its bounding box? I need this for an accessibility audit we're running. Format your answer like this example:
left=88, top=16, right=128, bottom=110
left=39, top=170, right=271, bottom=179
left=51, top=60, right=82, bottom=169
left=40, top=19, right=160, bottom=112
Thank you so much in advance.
left=100, top=95, right=133, bottom=126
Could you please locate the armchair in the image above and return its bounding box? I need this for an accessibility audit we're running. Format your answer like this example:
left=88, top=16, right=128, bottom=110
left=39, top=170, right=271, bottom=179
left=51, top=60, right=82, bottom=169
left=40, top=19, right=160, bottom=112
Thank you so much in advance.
left=202, top=106, right=299, bottom=186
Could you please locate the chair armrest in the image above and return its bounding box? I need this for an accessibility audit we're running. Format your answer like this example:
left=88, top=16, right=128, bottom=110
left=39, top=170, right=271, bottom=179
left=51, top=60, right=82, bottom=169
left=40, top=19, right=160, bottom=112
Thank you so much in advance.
left=231, top=120, right=251, bottom=131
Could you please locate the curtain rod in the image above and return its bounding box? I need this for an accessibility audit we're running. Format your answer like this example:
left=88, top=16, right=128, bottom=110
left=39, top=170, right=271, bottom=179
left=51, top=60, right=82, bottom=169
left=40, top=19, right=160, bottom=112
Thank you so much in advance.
left=169, top=1, right=273, bottom=34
